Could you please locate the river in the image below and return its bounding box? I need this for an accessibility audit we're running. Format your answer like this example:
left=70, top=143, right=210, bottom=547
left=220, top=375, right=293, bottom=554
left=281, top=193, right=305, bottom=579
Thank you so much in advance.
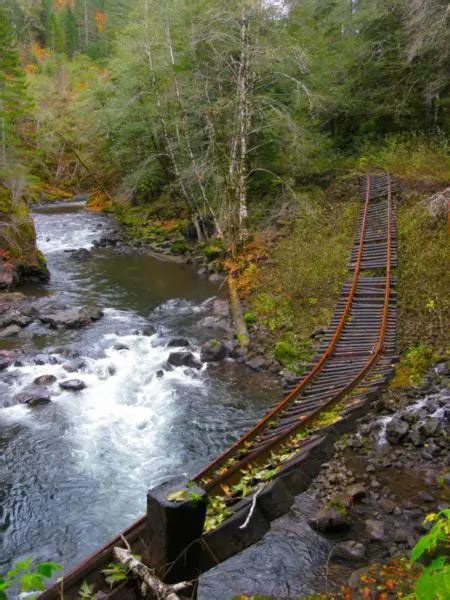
left=0, top=203, right=277, bottom=573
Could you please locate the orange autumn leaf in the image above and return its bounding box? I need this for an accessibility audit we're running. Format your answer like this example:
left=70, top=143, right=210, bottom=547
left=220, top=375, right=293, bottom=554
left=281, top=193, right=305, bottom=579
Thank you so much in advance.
left=24, top=63, right=37, bottom=74
left=95, top=10, right=106, bottom=32
left=31, top=43, right=51, bottom=62
left=384, top=579, right=396, bottom=590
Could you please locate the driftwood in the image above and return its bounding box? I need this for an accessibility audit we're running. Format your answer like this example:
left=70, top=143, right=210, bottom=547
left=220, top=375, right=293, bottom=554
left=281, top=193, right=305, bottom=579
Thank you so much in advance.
left=113, top=546, right=191, bottom=600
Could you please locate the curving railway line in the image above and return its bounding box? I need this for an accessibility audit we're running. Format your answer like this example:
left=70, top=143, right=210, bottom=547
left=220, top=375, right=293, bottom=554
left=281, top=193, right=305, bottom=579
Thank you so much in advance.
left=40, top=173, right=399, bottom=599
left=193, top=173, right=398, bottom=498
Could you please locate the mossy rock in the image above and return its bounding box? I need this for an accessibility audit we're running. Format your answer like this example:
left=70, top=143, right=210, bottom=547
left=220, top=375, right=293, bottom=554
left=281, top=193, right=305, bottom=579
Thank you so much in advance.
left=0, top=187, right=49, bottom=289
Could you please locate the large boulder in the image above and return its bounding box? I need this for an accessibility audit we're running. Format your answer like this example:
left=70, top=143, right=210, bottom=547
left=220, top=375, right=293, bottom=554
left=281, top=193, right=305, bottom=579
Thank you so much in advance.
left=200, top=339, right=227, bottom=362
left=386, top=417, right=409, bottom=444
left=246, top=356, right=268, bottom=372
left=59, top=379, right=86, bottom=391
left=15, top=388, right=52, bottom=407
left=167, top=337, right=191, bottom=348
left=365, top=519, right=385, bottom=541
left=0, top=184, right=50, bottom=290
left=308, top=507, right=350, bottom=533
left=198, top=316, right=231, bottom=332
left=167, top=351, right=201, bottom=369
left=40, top=306, right=103, bottom=329
left=0, top=350, right=13, bottom=371
left=33, top=374, right=57, bottom=386
left=332, top=541, right=366, bottom=563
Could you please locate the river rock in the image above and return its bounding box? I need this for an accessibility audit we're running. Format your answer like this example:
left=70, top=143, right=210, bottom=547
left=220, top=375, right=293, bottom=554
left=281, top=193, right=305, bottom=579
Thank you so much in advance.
left=167, top=351, right=201, bottom=369
left=200, top=339, right=227, bottom=362
left=345, top=484, right=367, bottom=503
left=63, top=358, right=86, bottom=373
left=70, top=248, right=91, bottom=260
left=0, top=351, right=13, bottom=371
left=379, top=497, right=396, bottom=514
left=33, top=374, right=57, bottom=386
left=0, top=311, right=33, bottom=328
left=0, top=324, right=21, bottom=337
left=15, top=388, right=52, bottom=407
left=365, top=519, right=385, bottom=541
left=113, top=343, right=130, bottom=351
left=212, top=299, right=230, bottom=317
left=332, top=541, right=366, bottom=562
left=246, top=356, right=268, bottom=372
left=59, top=379, right=86, bottom=391
left=308, top=507, right=350, bottom=533
left=435, top=362, right=449, bottom=376
left=386, top=417, right=409, bottom=444
left=40, top=306, right=103, bottom=329
left=136, top=325, right=156, bottom=336
left=0, top=268, right=15, bottom=289
left=209, top=273, right=225, bottom=283
left=167, top=337, right=191, bottom=348
left=198, top=316, right=231, bottom=332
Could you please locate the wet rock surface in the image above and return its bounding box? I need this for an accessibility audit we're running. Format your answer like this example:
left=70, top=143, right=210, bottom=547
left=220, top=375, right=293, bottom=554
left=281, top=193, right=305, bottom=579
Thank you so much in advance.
left=200, top=339, right=227, bottom=362
left=59, top=379, right=87, bottom=391
left=167, top=351, right=201, bottom=369
left=199, top=494, right=329, bottom=600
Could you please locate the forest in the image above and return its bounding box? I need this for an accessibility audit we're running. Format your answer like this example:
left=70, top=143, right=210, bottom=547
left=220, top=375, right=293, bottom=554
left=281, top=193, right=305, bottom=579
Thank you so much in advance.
left=0, top=1, right=449, bottom=600
left=1, top=0, right=449, bottom=244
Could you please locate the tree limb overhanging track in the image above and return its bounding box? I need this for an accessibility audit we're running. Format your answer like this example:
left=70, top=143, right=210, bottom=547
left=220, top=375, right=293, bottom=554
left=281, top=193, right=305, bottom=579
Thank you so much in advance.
left=193, top=173, right=398, bottom=496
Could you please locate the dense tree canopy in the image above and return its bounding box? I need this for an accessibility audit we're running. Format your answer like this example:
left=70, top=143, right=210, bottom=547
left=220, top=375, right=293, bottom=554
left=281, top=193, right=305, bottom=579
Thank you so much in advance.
left=2, top=0, right=449, bottom=242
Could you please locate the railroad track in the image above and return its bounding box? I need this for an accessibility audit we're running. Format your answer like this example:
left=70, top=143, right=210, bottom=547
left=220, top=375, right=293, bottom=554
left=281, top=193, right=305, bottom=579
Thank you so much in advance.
left=40, top=173, right=398, bottom=599
left=193, top=173, right=398, bottom=501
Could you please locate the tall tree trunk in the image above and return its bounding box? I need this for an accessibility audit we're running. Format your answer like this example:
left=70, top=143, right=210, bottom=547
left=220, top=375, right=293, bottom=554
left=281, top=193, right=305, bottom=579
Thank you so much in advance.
left=164, top=19, right=223, bottom=237
left=228, top=10, right=252, bottom=249
left=83, top=0, right=89, bottom=47
left=0, top=98, right=6, bottom=168
left=142, top=0, right=205, bottom=240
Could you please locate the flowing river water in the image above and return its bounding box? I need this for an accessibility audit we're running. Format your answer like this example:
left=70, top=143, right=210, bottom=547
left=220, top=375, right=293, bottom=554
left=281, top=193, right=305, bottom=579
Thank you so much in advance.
left=0, top=203, right=278, bottom=573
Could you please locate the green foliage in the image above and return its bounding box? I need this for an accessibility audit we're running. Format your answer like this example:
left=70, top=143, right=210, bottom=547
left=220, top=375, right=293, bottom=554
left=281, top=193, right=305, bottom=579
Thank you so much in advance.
left=78, top=580, right=96, bottom=599
left=410, top=510, right=450, bottom=600
left=0, top=558, right=61, bottom=600
left=0, top=5, right=31, bottom=178
left=397, top=196, right=449, bottom=353
left=411, top=510, right=450, bottom=563
left=274, top=339, right=311, bottom=369
left=414, top=557, right=450, bottom=600
left=101, top=562, right=128, bottom=588
left=244, top=311, right=257, bottom=326
left=203, top=242, right=224, bottom=261
left=170, top=240, right=187, bottom=255
left=204, top=496, right=230, bottom=532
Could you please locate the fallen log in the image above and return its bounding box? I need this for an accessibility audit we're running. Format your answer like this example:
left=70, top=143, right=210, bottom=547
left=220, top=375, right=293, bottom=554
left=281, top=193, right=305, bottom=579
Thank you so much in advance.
left=113, top=546, right=191, bottom=600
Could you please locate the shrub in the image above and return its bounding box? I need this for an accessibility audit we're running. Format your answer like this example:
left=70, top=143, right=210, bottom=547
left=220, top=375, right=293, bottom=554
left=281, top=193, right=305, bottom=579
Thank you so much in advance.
left=244, top=311, right=257, bottom=325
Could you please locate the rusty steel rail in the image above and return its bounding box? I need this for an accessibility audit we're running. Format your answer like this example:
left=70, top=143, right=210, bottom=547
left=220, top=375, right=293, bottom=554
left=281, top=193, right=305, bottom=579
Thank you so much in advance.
left=193, top=173, right=397, bottom=494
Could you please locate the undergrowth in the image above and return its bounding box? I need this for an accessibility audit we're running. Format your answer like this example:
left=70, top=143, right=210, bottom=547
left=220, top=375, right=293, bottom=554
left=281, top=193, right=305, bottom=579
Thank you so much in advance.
left=396, top=194, right=449, bottom=355
left=247, top=190, right=358, bottom=372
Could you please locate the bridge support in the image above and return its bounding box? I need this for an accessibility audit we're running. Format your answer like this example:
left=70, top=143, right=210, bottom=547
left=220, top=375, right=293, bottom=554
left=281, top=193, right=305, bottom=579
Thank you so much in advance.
left=147, top=478, right=207, bottom=598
